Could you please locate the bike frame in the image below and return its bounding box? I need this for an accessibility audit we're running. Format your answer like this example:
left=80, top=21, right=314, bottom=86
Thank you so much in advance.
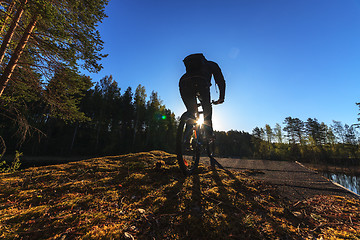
left=176, top=98, right=224, bottom=176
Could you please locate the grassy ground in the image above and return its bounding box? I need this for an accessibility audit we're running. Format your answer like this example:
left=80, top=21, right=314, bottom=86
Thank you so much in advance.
left=0, top=151, right=359, bottom=239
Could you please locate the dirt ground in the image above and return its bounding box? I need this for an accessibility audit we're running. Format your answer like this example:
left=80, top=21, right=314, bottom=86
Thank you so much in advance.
left=200, top=157, right=359, bottom=202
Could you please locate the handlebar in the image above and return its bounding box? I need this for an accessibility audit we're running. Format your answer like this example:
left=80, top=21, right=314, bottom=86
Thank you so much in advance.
left=196, top=100, right=223, bottom=107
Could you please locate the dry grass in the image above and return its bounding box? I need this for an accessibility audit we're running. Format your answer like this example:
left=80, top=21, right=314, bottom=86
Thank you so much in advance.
left=0, top=151, right=359, bottom=239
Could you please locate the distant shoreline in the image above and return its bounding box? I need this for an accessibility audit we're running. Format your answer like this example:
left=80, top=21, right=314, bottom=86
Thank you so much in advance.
left=303, top=162, right=360, bottom=176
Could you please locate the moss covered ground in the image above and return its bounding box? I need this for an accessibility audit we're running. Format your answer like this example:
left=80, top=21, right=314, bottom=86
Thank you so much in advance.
left=0, top=151, right=359, bottom=239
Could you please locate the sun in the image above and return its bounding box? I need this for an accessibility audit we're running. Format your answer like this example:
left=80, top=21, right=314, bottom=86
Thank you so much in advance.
left=212, top=112, right=224, bottom=131
left=197, top=114, right=204, bottom=125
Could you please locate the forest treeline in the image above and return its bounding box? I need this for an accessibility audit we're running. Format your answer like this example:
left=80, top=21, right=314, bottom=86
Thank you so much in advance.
left=2, top=69, right=360, bottom=167
left=1, top=75, right=177, bottom=156
left=3, top=68, right=360, bottom=168
left=213, top=117, right=360, bottom=166
left=249, top=117, right=360, bottom=166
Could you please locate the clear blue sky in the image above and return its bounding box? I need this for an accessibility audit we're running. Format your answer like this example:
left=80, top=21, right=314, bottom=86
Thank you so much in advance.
left=85, top=0, right=360, bottom=133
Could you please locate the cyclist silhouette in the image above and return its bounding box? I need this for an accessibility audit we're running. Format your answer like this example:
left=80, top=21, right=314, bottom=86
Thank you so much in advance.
left=179, top=53, right=226, bottom=138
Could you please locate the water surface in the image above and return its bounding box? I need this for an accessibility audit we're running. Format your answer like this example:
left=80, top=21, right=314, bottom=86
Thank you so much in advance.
left=321, top=172, right=359, bottom=195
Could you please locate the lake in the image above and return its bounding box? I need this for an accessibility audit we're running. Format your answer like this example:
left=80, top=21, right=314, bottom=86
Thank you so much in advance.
left=321, top=171, right=359, bottom=195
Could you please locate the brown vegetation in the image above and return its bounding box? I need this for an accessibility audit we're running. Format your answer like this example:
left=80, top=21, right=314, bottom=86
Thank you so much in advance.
left=0, top=151, right=359, bottom=239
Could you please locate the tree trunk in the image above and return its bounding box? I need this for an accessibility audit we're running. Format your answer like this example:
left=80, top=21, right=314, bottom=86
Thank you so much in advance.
left=0, top=12, right=37, bottom=97
left=0, top=0, right=16, bottom=37
left=132, top=113, right=139, bottom=151
left=0, top=0, right=26, bottom=65
left=70, top=123, right=79, bottom=152
left=95, top=122, right=101, bottom=152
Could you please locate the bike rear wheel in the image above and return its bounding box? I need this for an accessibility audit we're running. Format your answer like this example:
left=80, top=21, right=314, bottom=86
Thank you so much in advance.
left=176, top=113, right=200, bottom=176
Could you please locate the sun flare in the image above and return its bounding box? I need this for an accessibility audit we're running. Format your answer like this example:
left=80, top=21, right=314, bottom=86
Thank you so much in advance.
left=197, top=114, right=204, bottom=125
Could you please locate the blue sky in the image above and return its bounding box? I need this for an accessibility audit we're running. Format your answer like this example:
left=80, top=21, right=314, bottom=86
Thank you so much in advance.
left=86, top=0, right=360, bottom=133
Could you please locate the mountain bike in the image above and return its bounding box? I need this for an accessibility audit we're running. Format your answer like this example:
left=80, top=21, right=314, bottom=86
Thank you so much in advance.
left=176, top=99, right=224, bottom=176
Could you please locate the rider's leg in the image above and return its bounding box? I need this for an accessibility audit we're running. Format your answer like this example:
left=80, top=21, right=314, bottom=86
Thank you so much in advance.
left=198, top=87, right=214, bottom=138
left=179, top=76, right=198, bottom=123
left=179, top=77, right=198, bottom=146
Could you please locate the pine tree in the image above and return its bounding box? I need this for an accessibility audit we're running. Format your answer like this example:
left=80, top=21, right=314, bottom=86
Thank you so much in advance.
left=0, top=0, right=108, bottom=96
left=274, top=123, right=283, bottom=144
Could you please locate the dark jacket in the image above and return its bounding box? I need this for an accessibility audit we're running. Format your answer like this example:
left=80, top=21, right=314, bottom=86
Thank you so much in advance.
left=180, top=53, right=226, bottom=100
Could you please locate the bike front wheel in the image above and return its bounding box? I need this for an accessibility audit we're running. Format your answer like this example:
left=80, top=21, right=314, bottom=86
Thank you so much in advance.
left=176, top=113, right=200, bottom=176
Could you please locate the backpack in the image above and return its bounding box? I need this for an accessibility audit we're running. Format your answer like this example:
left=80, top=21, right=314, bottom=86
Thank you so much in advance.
left=183, top=53, right=206, bottom=74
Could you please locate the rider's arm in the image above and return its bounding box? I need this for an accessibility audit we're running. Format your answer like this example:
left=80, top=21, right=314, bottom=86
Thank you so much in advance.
left=208, top=61, right=226, bottom=102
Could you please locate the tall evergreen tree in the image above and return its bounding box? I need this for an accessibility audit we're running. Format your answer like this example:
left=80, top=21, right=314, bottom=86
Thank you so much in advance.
left=344, top=124, right=356, bottom=145
left=283, top=117, right=296, bottom=144
left=274, top=123, right=283, bottom=144
left=133, top=84, right=147, bottom=150
left=0, top=0, right=108, bottom=96
left=293, top=118, right=304, bottom=144
left=305, top=118, right=321, bottom=145
left=332, top=120, right=346, bottom=144
left=46, top=67, right=93, bottom=122
left=0, top=0, right=108, bottom=154
left=265, top=124, right=273, bottom=144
